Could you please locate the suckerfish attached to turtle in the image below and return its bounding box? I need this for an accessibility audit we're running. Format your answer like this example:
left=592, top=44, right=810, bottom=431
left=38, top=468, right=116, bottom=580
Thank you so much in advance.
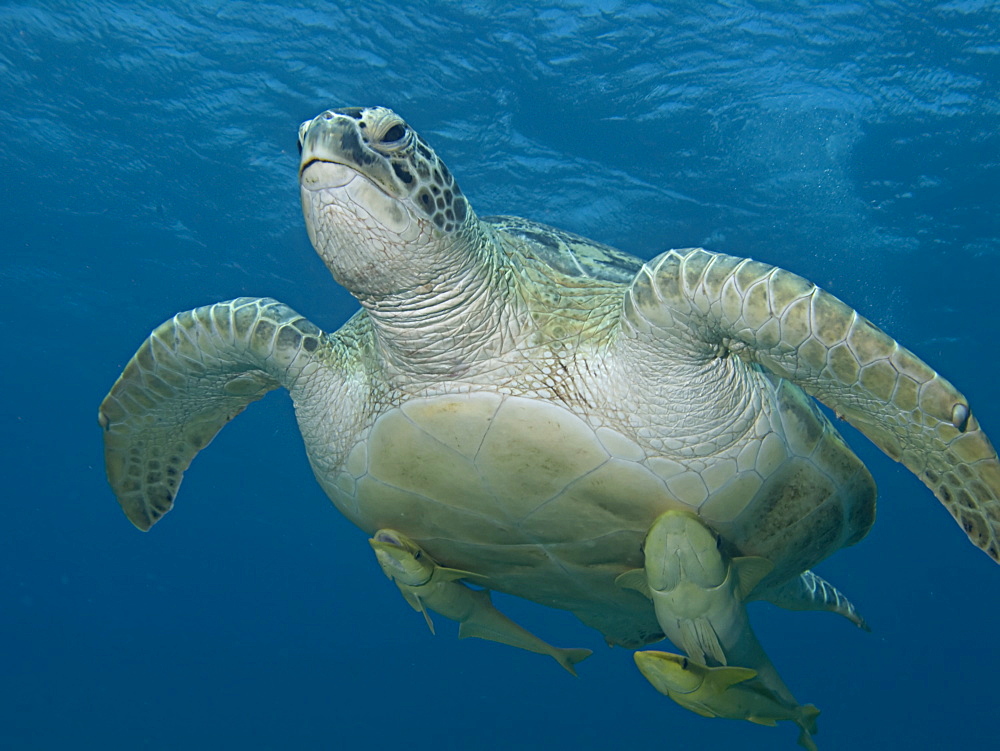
left=634, top=650, right=820, bottom=751
left=617, top=509, right=795, bottom=704
left=99, top=106, right=1000, bottom=746
left=369, top=529, right=591, bottom=676
left=616, top=510, right=868, bottom=709
left=617, top=510, right=775, bottom=667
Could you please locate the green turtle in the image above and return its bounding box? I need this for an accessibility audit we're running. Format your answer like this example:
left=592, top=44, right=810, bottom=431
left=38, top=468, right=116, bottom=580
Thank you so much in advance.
left=369, top=528, right=592, bottom=675
left=99, top=106, right=1000, bottom=724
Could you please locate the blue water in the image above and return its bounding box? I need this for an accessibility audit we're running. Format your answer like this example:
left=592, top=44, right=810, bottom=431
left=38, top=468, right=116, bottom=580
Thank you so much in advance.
left=2, top=1, right=998, bottom=748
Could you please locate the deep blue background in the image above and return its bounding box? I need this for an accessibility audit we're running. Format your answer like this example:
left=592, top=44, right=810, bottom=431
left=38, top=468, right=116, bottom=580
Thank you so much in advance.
left=2, top=2, right=998, bottom=749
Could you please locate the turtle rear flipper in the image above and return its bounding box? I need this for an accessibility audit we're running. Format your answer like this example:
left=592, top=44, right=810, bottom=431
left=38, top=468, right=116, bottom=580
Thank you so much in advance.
left=98, top=298, right=328, bottom=530
left=753, top=570, right=870, bottom=631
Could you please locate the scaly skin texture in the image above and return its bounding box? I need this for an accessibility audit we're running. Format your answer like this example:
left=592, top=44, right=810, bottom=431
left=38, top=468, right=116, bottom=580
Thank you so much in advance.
left=622, top=248, right=1000, bottom=562
left=98, top=298, right=334, bottom=530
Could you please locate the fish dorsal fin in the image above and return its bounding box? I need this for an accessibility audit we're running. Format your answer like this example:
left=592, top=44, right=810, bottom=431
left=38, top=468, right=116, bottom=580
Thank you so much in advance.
left=733, top=557, right=774, bottom=600
left=615, top=569, right=652, bottom=599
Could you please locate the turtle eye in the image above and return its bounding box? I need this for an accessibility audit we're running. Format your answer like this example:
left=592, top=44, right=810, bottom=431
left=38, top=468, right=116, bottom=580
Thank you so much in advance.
left=682, top=657, right=689, bottom=669
left=381, top=123, right=407, bottom=143
left=413, top=549, right=422, bottom=560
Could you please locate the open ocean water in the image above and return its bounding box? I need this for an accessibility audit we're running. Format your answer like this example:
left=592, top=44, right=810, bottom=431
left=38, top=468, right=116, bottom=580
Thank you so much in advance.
left=2, top=1, right=998, bottom=749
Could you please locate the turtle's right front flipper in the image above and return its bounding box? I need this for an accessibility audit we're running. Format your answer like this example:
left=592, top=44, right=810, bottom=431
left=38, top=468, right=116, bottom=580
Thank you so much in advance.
left=98, top=298, right=328, bottom=530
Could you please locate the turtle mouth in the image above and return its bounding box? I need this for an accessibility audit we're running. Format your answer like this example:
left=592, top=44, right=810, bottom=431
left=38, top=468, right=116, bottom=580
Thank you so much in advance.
left=300, top=159, right=373, bottom=193
left=300, top=159, right=414, bottom=235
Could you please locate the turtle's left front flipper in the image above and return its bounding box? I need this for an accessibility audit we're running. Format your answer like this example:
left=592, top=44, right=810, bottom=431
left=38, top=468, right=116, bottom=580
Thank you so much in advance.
left=98, top=298, right=332, bottom=531
left=623, top=249, right=1000, bottom=563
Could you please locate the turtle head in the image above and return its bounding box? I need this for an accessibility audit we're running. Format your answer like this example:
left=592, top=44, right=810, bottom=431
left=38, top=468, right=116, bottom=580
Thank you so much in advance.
left=298, top=106, right=475, bottom=298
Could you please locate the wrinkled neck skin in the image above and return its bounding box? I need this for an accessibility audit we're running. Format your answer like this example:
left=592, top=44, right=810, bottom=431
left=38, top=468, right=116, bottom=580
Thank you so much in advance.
left=357, top=224, right=523, bottom=383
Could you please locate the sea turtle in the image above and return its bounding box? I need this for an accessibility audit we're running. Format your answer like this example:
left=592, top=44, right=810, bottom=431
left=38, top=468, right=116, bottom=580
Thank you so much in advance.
left=99, top=105, right=1000, bottom=726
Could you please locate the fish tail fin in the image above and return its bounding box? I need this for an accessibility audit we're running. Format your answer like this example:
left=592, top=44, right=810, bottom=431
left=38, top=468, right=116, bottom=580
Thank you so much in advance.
left=553, top=647, right=593, bottom=677
left=796, top=704, right=821, bottom=751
